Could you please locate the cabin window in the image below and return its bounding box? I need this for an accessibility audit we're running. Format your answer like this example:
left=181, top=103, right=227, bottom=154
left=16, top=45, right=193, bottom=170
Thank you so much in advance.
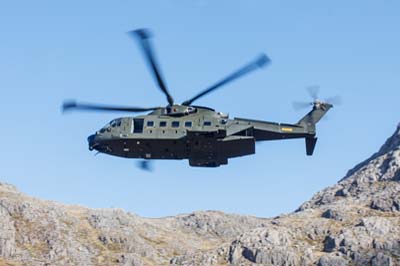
left=159, top=121, right=167, bottom=127
left=184, top=121, right=192, bottom=127
left=147, top=121, right=154, bottom=127
left=172, top=121, right=180, bottom=128
left=203, top=121, right=212, bottom=126
left=220, top=119, right=227, bottom=125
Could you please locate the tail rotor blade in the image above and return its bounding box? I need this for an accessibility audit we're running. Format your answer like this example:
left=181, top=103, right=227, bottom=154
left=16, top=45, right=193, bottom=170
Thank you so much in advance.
left=307, top=85, right=320, bottom=100
left=292, top=101, right=312, bottom=110
left=325, top=95, right=342, bottom=106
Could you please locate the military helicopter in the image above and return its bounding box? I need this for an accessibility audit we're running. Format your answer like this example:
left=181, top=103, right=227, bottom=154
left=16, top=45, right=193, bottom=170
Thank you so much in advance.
left=63, top=29, right=336, bottom=168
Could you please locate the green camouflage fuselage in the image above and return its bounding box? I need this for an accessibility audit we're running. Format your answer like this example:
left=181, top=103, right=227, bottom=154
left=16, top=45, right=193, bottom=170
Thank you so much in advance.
left=88, top=103, right=331, bottom=167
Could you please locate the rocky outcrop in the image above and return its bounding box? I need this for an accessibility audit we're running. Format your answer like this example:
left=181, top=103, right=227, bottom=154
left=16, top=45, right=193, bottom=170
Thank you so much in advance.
left=0, top=184, right=267, bottom=266
left=299, top=123, right=400, bottom=212
left=1, top=124, right=400, bottom=266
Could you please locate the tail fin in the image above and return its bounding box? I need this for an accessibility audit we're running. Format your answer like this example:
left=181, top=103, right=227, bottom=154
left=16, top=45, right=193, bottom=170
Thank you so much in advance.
left=297, top=102, right=333, bottom=156
left=305, top=137, right=318, bottom=156
left=297, top=102, right=333, bottom=131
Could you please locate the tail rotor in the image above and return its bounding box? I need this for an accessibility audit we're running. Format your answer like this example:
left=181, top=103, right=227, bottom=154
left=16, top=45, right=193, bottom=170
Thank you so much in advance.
left=293, top=85, right=342, bottom=111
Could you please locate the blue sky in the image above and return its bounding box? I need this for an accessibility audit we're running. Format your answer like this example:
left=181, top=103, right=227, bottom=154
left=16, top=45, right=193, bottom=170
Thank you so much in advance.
left=0, top=0, right=399, bottom=218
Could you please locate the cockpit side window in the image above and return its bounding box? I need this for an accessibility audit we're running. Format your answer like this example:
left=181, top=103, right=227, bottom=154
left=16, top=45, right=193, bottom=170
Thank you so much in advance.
left=100, top=119, right=117, bottom=133
left=110, top=119, right=122, bottom=128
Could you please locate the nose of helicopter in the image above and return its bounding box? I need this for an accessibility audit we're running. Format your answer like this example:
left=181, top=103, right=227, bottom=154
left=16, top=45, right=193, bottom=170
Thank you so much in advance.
left=87, top=134, right=97, bottom=150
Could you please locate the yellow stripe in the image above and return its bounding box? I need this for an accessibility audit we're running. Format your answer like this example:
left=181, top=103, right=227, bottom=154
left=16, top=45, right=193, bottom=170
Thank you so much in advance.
left=281, top=127, right=293, bottom=132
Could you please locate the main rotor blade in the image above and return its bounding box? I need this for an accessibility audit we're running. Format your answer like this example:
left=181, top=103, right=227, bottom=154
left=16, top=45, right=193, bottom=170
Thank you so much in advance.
left=137, top=160, right=154, bottom=172
left=182, top=54, right=271, bottom=106
left=62, top=100, right=160, bottom=113
left=129, top=29, right=174, bottom=106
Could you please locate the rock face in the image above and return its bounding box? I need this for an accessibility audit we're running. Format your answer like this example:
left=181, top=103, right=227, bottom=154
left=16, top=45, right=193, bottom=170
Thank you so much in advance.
left=1, top=124, right=400, bottom=266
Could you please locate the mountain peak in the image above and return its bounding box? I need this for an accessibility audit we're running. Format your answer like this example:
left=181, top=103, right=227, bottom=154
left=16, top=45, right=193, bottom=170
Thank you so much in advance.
left=377, top=122, right=400, bottom=155
left=299, top=124, right=400, bottom=212
left=342, top=124, right=400, bottom=183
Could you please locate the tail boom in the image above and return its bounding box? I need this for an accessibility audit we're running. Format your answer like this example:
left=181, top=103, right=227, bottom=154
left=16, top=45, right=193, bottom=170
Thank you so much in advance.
left=231, top=102, right=332, bottom=156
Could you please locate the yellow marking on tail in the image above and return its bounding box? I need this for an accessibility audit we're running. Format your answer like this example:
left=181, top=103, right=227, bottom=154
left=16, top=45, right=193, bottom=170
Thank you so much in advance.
left=281, top=127, right=293, bottom=132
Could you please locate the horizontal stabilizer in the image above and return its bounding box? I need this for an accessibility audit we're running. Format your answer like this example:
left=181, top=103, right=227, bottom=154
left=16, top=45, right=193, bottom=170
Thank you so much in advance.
left=306, top=137, right=318, bottom=156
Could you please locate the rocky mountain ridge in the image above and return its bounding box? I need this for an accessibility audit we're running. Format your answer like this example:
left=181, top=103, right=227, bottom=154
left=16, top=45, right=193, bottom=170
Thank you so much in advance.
left=1, top=124, right=400, bottom=266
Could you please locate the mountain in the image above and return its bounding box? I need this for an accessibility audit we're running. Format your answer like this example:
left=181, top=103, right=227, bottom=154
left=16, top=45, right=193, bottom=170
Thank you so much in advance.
left=1, top=124, right=400, bottom=266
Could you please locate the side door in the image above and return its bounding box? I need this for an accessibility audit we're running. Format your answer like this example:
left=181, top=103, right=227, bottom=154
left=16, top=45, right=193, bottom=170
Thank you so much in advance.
left=133, top=119, right=144, bottom=133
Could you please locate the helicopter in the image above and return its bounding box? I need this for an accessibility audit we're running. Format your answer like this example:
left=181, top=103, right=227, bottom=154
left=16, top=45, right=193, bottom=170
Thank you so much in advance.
left=63, top=29, right=336, bottom=168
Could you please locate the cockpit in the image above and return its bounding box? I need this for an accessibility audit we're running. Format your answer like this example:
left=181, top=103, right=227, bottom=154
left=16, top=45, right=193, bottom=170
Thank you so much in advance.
left=99, top=118, right=122, bottom=133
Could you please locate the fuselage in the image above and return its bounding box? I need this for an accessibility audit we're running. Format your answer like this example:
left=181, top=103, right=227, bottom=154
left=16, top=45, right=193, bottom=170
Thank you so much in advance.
left=87, top=105, right=316, bottom=167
